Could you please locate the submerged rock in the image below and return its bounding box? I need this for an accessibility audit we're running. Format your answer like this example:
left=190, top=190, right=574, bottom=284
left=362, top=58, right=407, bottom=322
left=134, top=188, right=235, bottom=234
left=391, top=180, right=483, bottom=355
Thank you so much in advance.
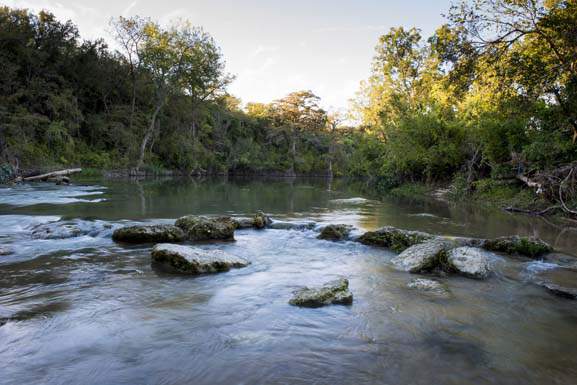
left=317, top=224, right=352, bottom=241
left=175, top=215, right=236, bottom=241
left=391, top=240, right=450, bottom=273
left=151, top=243, right=249, bottom=275
left=483, top=236, right=552, bottom=258
left=29, top=220, right=109, bottom=240
left=0, top=246, right=12, bottom=256
left=447, top=247, right=492, bottom=279
left=289, top=278, right=353, bottom=308
left=112, top=224, right=185, bottom=244
left=407, top=278, right=450, bottom=296
left=233, top=212, right=272, bottom=230
left=31, top=222, right=83, bottom=239
left=233, top=217, right=255, bottom=229
left=532, top=268, right=577, bottom=299
left=543, top=253, right=577, bottom=269
left=268, top=221, right=317, bottom=231
left=358, top=226, right=434, bottom=252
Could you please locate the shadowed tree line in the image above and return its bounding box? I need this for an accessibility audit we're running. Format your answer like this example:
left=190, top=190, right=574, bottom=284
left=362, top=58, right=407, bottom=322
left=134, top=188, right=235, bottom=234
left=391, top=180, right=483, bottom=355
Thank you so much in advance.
left=0, top=7, right=354, bottom=176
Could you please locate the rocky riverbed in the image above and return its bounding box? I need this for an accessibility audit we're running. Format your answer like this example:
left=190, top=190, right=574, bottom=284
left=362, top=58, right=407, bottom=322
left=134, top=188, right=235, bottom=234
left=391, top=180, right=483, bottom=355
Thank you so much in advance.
left=1, top=178, right=577, bottom=385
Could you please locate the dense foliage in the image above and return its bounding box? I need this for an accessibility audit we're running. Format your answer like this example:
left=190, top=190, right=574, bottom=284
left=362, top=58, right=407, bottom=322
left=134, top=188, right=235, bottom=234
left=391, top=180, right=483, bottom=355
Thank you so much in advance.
left=0, top=7, right=350, bottom=175
left=353, top=0, right=577, bottom=199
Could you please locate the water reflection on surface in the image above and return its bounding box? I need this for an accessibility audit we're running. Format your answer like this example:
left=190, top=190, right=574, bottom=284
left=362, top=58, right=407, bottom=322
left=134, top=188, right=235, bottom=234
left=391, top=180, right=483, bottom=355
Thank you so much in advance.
left=0, top=177, right=576, bottom=385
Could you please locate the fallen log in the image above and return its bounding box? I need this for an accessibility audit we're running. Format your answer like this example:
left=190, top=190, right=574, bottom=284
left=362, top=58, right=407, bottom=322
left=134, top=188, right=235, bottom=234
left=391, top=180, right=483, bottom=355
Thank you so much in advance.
left=504, top=205, right=561, bottom=216
left=516, top=174, right=543, bottom=194
left=23, top=168, right=82, bottom=182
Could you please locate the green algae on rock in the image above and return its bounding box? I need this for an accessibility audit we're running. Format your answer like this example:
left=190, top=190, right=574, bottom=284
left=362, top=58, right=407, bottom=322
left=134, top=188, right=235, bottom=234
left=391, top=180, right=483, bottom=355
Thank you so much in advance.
left=151, top=243, right=249, bottom=275
left=317, top=224, right=353, bottom=241
left=483, top=236, right=552, bottom=258
left=175, top=215, right=236, bottom=241
left=112, top=224, right=186, bottom=244
left=289, top=278, right=353, bottom=308
left=358, top=226, right=434, bottom=252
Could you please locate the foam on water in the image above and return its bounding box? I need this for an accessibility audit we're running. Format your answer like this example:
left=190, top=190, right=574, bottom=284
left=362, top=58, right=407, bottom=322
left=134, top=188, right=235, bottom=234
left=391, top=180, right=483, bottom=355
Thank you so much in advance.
left=0, top=184, right=106, bottom=207
left=329, top=197, right=372, bottom=205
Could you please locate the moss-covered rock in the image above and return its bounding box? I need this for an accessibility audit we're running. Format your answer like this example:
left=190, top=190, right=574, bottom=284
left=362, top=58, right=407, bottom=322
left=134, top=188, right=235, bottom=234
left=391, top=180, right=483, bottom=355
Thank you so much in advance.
left=317, top=224, right=352, bottom=241
left=175, top=215, right=236, bottom=241
left=391, top=240, right=451, bottom=273
left=233, top=212, right=272, bottom=230
left=151, top=243, right=249, bottom=275
left=112, top=224, right=185, bottom=244
left=253, top=211, right=272, bottom=229
left=289, top=278, right=353, bottom=308
left=268, top=221, right=317, bottom=231
left=358, top=226, right=434, bottom=252
left=483, top=236, right=552, bottom=258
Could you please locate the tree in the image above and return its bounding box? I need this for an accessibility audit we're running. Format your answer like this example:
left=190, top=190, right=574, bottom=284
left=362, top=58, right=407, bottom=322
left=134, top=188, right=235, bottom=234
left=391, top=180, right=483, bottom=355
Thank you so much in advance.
left=448, top=0, right=577, bottom=142
left=176, top=22, right=233, bottom=144
left=110, top=16, right=148, bottom=131
left=270, top=90, right=327, bottom=173
left=135, top=20, right=230, bottom=170
left=326, top=111, right=345, bottom=177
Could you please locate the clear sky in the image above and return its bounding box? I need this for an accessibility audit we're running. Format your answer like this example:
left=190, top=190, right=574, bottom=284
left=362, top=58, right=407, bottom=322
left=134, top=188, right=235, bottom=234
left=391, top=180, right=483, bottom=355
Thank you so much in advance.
left=6, top=0, right=452, bottom=111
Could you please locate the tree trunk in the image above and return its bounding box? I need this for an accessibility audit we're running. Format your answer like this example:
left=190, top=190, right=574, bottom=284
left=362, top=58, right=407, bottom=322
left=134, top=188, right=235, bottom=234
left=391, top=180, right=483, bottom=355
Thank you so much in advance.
left=129, top=76, right=137, bottom=130
left=290, top=128, right=297, bottom=174
left=136, top=102, right=162, bottom=171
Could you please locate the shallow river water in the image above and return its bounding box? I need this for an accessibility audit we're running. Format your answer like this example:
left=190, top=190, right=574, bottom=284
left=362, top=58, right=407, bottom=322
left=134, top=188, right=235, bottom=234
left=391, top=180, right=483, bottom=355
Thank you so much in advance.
left=1, top=177, right=577, bottom=385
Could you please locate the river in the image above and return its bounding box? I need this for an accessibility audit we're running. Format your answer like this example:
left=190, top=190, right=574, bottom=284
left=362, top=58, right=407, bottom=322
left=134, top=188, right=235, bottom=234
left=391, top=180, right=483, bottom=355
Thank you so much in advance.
left=1, top=177, right=576, bottom=385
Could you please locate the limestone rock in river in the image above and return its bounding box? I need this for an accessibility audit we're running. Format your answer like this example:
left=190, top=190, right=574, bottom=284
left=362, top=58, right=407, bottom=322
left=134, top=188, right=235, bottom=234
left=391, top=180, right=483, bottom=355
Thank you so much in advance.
left=289, top=278, right=353, bottom=308
left=175, top=215, right=236, bottom=241
left=151, top=243, right=249, bottom=275
left=532, top=268, right=577, bottom=299
left=407, top=278, right=450, bottom=296
left=233, top=217, right=255, bottom=229
left=253, top=211, right=272, bottom=229
left=31, top=222, right=83, bottom=239
left=391, top=240, right=451, bottom=273
left=317, top=224, right=352, bottom=241
left=112, top=224, right=185, bottom=244
left=232, top=212, right=272, bottom=230
left=268, top=221, right=316, bottom=231
left=447, top=247, right=492, bottom=279
left=358, top=226, right=434, bottom=252
left=483, top=236, right=552, bottom=258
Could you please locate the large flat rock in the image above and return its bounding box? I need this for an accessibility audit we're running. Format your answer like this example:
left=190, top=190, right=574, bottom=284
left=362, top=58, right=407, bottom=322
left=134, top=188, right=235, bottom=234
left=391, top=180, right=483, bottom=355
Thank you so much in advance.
left=358, top=226, right=434, bottom=252
left=447, top=247, right=492, bottom=279
left=391, top=240, right=450, bottom=273
left=289, top=278, right=353, bottom=308
left=112, top=224, right=185, bottom=244
left=151, top=243, right=249, bottom=275
left=175, top=215, right=236, bottom=241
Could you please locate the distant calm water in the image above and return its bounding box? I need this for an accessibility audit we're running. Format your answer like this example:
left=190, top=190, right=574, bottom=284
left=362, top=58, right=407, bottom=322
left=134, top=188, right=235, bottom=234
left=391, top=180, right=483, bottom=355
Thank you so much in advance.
left=1, top=177, right=576, bottom=385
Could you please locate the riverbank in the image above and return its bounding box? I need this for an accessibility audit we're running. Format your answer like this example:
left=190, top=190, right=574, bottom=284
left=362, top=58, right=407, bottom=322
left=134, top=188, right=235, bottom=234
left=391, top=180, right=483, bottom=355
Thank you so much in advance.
left=384, top=180, right=577, bottom=223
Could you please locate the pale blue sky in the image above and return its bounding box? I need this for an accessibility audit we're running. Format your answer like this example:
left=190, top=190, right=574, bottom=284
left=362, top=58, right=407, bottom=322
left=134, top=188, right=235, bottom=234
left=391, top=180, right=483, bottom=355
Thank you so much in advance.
left=6, top=0, right=452, bottom=110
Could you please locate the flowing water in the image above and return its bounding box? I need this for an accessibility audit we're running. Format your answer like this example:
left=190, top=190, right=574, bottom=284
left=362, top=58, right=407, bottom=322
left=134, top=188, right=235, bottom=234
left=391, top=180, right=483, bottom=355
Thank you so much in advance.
left=1, top=177, right=577, bottom=385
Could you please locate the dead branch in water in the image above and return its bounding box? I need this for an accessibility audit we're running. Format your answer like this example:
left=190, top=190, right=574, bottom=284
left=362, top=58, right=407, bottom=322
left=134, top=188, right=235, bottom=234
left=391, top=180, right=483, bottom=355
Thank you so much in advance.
left=23, top=168, right=82, bottom=182
left=513, top=162, right=577, bottom=218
